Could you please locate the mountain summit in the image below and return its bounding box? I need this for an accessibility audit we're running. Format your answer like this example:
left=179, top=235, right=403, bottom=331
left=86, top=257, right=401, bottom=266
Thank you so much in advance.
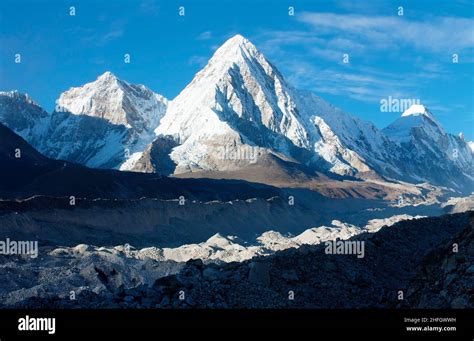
left=58, top=71, right=167, bottom=133
left=44, top=72, right=168, bottom=168
left=401, top=104, right=434, bottom=118
left=155, top=34, right=310, bottom=150
left=209, top=34, right=262, bottom=65
left=384, top=104, right=472, bottom=189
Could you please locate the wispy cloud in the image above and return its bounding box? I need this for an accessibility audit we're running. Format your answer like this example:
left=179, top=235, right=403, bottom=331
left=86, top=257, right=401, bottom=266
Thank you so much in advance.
left=279, top=59, right=413, bottom=103
left=73, top=19, right=126, bottom=47
left=139, top=0, right=159, bottom=15
left=298, top=12, right=474, bottom=53
left=100, top=28, right=124, bottom=45
left=255, top=11, right=473, bottom=106
left=196, top=31, right=213, bottom=41
left=188, top=55, right=208, bottom=68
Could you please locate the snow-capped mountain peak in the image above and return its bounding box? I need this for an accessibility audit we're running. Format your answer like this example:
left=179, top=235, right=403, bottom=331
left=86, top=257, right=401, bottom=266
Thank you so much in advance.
left=400, top=104, right=442, bottom=129
left=57, top=71, right=167, bottom=132
left=1, top=36, right=471, bottom=191
left=0, top=90, right=40, bottom=106
left=97, top=70, right=118, bottom=82
left=383, top=104, right=473, bottom=189
left=210, top=34, right=261, bottom=65
left=0, top=91, right=51, bottom=148
left=384, top=104, right=446, bottom=144
left=152, top=34, right=315, bottom=174
left=150, top=35, right=401, bottom=177
left=39, top=73, right=169, bottom=169
left=402, top=104, right=431, bottom=118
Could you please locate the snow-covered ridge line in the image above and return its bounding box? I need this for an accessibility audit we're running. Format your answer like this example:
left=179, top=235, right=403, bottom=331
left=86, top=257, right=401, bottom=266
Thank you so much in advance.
left=0, top=90, right=41, bottom=106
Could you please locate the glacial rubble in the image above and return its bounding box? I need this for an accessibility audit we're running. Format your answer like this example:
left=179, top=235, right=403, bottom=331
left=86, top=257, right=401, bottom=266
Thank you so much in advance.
left=0, top=214, right=426, bottom=307
left=2, top=212, right=471, bottom=309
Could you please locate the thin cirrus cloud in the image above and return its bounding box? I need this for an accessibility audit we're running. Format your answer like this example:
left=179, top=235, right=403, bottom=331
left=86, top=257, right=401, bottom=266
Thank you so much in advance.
left=100, top=28, right=124, bottom=45
left=256, top=12, right=473, bottom=105
left=279, top=59, right=412, bottom=103
left=188, top=55, right=209, bottom=68
left=77, top=27, right=124, bottom=47
left=139, top=0, right=160, bottom=15
left=196, top=31, right=213, bottom=41
left=257, top=31, right=416, bottom=103
left=281, top=58, right=459, bottom=118
left=297, top=12, right=474, bottom=53
left=72, top=19, right=127, bottom=47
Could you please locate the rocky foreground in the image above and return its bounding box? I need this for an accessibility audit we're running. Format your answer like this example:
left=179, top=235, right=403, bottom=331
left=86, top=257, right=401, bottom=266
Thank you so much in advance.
left=4, top=212, right=472, bottom=309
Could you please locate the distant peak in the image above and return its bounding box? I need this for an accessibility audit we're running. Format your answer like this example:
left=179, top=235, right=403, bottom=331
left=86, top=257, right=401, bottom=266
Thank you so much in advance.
left=223, top=34, right=255, bottom=50
left=401, top=104, right=440, bottom=122
left=0, top=90, right=19, bottom=97
left=226, top=34, right=248, bottom=45
left=401, top=104, right=430, bottom=118
left=97, top=71, right=118, bottom=82
left=212, top=34, right=260, bottom=61
left=206, top=233, right=225, bottom=242
left=0, top=90, right=37, bottom=105
left=205, top=233, right=233, bottom=247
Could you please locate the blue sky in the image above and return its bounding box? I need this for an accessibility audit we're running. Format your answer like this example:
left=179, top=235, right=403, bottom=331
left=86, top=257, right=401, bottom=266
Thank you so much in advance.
left=1, top=0, right=473, bottom=139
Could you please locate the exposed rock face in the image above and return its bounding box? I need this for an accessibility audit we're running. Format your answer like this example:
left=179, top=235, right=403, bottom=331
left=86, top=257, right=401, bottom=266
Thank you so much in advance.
left=130, top=135, right=178, bottom=174
left=0, top=122, right=282, bottom=201
left=400, top=214, right=474, bottom=308
left=0, top=91, right=50, bottom=148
